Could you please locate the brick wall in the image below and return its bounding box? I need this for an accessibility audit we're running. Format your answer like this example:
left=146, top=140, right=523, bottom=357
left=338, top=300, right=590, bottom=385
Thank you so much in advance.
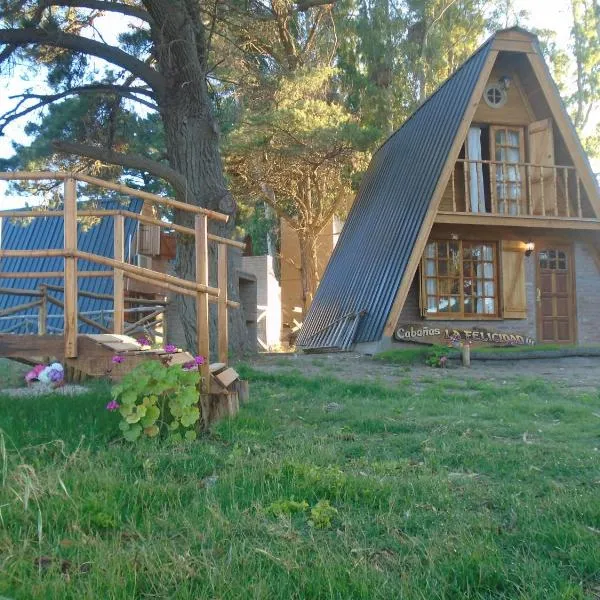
left=575, top=243, right=600, bottom=344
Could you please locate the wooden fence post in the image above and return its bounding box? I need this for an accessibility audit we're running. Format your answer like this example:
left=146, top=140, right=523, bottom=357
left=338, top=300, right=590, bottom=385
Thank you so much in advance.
left=217, top=242, right=228, bottom=364
left=195, top=214, right=210, bottom=393
left=113, top=214, right=125, bottom=335
left=63, top=177, right=78, bottom=358
left=38, top=284, right=47, bottom=336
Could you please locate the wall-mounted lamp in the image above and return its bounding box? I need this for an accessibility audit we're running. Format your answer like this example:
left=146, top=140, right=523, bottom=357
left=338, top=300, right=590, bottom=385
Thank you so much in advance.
left=499, top=75, right=512, bottom=90
left=525, top=241, right=535, bottom=257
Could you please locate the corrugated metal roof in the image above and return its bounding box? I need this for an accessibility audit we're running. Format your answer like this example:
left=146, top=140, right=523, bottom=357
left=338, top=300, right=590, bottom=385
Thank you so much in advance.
left=297, top=37, right=494, bottom=350
left=0, top=198, right=142, bottom=334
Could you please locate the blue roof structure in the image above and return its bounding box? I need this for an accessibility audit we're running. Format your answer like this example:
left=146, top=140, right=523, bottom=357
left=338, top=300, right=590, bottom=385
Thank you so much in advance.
left=0, top=198, right=142, bottom=333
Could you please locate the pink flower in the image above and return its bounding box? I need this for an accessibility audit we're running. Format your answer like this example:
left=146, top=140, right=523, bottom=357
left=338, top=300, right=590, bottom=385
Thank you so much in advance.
left=106, top=400, right=120, bottom=411
left=112, top=355, right=125, bottom=364
left=164, top=344, right=177, bottom=354
left=194, top=355, right=205, bottom=365
left=25, top=364, right=45, bottom=384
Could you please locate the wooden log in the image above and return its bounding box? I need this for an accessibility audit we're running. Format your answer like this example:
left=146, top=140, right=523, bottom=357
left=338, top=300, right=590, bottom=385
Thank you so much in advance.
left=461, top=345, right=471, bottom=367
left=0, top=171, right=67, bottom=182
left=113, top=215, right=125, bottom=335
left=121, top=210, right=245, bottom=249
left=0, top=286, right=43, bottom=296
left=215, top=367, right=239, bottom=389
left=451, top=168, right=456, bottom=212
left=526, top=164, right=532, bottom=215
left=0, top=249, right=68, bottom=258
left=0, top=299, right=42, bottom=318
left=75, top=173, right=229, bottom=222
left=75, top=250, right=219, bottom=297
left=576, top=176, right=582, bottom=218
left=0, top=271, right=109, bottom=279
left=64, top=177, right=78, bottom=359
left=38, top=284, right=47, bottom=336
left=124, top=308, right=163, bottom=334
left=46, top=294, right=112, bottom=334
left=553, top=167, right=558, bottom=216
left=217, top=242, right=228, bottom=364
left=195, top=214, right=210, bottom=393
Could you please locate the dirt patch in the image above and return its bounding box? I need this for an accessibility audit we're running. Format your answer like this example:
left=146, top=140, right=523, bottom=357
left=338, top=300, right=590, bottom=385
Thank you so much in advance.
left=250, top=352, right=600, bottom=394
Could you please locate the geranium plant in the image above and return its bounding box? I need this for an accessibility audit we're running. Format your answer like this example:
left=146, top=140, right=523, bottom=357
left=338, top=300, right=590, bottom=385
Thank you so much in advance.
left=110, top=353, right=204, bottom=442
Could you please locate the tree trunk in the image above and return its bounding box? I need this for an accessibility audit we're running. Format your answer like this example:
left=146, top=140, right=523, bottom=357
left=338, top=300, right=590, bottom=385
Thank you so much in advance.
left=298, top=230, right=319, bottom=315
left=146, top=2, right=250, bottom=358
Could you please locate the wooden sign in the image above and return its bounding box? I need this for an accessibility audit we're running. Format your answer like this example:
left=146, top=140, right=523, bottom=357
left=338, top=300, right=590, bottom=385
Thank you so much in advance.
left=393, top=323, right=535, bottom=347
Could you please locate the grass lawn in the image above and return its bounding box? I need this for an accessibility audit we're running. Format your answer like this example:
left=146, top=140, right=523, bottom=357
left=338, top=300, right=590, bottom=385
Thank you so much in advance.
left=1, top=362, right=599, bottom=599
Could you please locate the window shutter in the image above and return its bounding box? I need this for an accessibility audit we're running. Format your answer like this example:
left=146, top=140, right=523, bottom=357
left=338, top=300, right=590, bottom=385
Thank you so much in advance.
left=501, top=241, right=527, bottom=319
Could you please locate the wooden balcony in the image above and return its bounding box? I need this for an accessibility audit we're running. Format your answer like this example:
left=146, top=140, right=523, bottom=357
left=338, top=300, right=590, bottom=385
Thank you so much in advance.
left=440, top=159, right=591, bottom=220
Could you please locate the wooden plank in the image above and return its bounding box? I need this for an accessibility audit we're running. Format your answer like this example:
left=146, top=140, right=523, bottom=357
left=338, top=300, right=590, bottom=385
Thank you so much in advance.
left=113, top=214, right=125, bottom=335
left=195, top=214, right=210, bottom=393
left=209, top=362, right=227, bottom=374
left=63, top=177, right=78, bottom=358
left=215, top=367, right=239, bottom=389
left=382, top=49, right=500, bottom=338
left=217, top=242, right=228, bottom=364
left=0, top=334, right=66, bottom=359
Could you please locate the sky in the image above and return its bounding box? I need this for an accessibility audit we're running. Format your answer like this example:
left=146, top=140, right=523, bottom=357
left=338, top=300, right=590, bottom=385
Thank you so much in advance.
left=0, top=0, right=594, bottom=208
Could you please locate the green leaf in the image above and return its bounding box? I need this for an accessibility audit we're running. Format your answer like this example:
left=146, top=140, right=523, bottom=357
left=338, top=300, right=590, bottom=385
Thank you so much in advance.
left=141, top=405, right=160, bottom=427
left=180, top=406, right=200, bottom=427
left=123, top=424, right=142, bottom=442
left=121, top=390, right=138, bottom=406
left=184, top=430, right=197, bottom=441
left=118, top=421, right=130, bottom=432
left=125, top=405, right=147, bottom=424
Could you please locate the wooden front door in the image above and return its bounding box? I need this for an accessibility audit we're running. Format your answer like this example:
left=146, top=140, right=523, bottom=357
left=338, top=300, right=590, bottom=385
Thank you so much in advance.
left=536, top=246, right=575, bottom=343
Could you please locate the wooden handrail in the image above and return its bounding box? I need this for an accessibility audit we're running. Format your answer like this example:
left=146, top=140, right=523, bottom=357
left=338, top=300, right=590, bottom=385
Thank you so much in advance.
left=0, top=271, right=109, bottom=279
left=0, top=299, right=42, bottom=318
left=456, top=158, right=579, bottom=170
left=0, top=171, right=229, bottom=222
left=0, top=286, right=44, bottom=297
left=74, top=250, right=220, bottom=297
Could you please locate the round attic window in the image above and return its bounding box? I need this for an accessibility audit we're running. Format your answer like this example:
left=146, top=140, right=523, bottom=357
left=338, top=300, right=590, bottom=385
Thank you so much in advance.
left=484, top=84, right=507, bottom=108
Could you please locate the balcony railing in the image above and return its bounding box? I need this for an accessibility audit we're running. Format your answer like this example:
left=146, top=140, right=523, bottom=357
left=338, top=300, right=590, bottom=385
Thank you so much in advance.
left=446, top=159, right=585, bottom=218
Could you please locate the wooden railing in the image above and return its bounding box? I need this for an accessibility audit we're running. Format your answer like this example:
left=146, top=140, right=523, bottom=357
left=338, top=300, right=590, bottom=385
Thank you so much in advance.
left=449, top=159, right=585, bottom=218
left=0, top=171, right=246, bottom=390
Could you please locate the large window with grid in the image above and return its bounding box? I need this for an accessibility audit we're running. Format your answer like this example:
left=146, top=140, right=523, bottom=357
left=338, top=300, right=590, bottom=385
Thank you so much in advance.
left=491, top=126, right=525, bottom=215
left=422, top=240, right=498, bottom=318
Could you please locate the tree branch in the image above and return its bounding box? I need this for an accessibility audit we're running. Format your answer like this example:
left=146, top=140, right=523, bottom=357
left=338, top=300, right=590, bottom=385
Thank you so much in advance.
left=295, top=0, right=335, bottom=12
left=35, top=0, right=153, bottom=23
left=52, top=140, right=189, bottom=197
left=0, top=27, right=165, bottom=93
left=0, top=84, right=157, bottom=135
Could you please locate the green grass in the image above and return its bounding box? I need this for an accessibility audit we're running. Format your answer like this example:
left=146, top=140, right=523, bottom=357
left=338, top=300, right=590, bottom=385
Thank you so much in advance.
left=373, top=346, right=433, bottom=364
left=1, top=363, right=600, bottom=599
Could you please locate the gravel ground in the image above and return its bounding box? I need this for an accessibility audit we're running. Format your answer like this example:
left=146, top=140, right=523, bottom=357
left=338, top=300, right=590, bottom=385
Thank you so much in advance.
left=251, top=352, right=600, bottom=394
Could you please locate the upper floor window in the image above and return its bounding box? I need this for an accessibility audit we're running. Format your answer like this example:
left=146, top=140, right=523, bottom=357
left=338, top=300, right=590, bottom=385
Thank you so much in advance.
left=484, top=84, right=507, bottom=108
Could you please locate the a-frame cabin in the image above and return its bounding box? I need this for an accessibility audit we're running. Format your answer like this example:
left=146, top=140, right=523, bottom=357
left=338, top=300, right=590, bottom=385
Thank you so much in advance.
left=296, top=28, right=600, bottom=352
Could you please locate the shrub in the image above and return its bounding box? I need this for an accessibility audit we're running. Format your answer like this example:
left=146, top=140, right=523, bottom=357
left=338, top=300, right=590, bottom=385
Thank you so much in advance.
left=110, top=359, right=202, bottom=442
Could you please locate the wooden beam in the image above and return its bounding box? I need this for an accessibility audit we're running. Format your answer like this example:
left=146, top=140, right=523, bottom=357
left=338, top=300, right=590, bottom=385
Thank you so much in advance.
left=75, top=173, right=229, bottom=223
left=0, top=299, right=42, bottom=318
left=0, top=249, right=68, bottom=258
left=195, top=214, right=211, bottom=393
left=217, top=242, right=228, bottom=364
left=0, top=270, right=109, bottom=279
left=46, top=294, right=112, bottom=334
left=113, top=214, right=125, bottom=335
left=38, top=284, right=47, bottom=336
left=119, top=210, right=246, bottom=249
left=0, top=171, right=67, bottom=182
left=435, top=212, right=600, bottom=230
left=382, top=49, right=499, bottom=338
left=0, top=286, right=43, bottom=296
left=74, top=250, right=219, bottom=296
left=63, top=177, right=78, bottom=358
